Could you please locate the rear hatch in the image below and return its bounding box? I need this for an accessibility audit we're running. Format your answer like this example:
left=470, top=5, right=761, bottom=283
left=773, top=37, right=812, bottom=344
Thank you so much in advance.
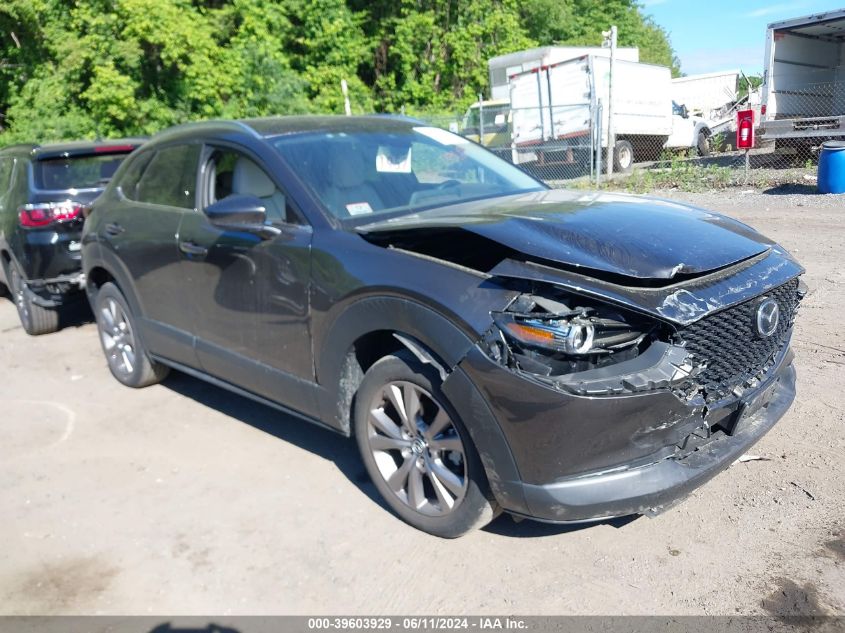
left=20, top=143, right=141, bottom=278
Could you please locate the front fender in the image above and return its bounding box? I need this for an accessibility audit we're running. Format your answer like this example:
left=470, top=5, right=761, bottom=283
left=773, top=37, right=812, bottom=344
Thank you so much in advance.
left=316, top=296, right=478, bottom=396
left=315, top=295, right=527, bottom=514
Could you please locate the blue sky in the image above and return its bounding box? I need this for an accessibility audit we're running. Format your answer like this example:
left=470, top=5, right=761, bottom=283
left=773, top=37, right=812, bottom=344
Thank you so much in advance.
left=642, top=1, right=844, bottom=75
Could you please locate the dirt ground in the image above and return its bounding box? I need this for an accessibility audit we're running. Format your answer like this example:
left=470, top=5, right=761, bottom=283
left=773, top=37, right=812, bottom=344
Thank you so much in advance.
left=0, top=191, right=843, bottom=617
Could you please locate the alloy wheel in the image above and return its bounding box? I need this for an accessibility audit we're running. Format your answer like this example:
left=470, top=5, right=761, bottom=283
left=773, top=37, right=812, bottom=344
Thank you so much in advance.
left=99, top=297, right=137, bottom=377
left=366, top=381, right=468, bottom=516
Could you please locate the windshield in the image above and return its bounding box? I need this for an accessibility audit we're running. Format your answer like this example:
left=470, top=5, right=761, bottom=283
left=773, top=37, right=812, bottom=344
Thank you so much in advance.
left=463, top=105, right=509, bottom=130
left=271, top=126, right=543, bottom=224
left=34, top=153, right=131, bottom=191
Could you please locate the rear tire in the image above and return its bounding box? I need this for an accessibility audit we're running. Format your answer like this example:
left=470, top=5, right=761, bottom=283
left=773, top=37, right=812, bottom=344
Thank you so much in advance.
left=94, top=282, right=169, bottom=388
left=613, top=140, right=634, bottom=173
left=353, top=350, right=500, bottom=538
left=5, top=262, right=59, bottom=336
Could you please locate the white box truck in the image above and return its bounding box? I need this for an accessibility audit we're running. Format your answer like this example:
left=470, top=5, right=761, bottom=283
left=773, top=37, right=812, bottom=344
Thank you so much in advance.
left=761, top=9, right=845, bottom=150
left=487, top=46, right=640, bottom=100
left=508, top=55, right=713, bottom=172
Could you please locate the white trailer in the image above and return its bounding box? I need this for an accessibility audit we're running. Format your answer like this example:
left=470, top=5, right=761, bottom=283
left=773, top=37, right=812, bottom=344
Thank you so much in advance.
left=761, top=9, right=845, bottom=148
left=508, top=55, right=712, bottom=171
left=488, top=46, right=639, bottom=100
left=671, top=70, right=740, bottom=119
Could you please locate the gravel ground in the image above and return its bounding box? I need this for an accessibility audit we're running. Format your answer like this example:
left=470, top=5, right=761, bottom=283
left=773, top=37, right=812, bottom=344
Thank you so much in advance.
left=0, top=192, right=843, bottom=616
left=658, top=186, right=845, bottom=210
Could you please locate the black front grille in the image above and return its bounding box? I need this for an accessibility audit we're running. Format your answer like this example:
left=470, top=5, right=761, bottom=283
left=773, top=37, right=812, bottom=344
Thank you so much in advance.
left=677, top=279, right=800, bottom=400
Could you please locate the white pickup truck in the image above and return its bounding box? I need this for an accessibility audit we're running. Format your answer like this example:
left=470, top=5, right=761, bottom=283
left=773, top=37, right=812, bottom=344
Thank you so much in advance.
left=760, top=9, right=845, bottom=152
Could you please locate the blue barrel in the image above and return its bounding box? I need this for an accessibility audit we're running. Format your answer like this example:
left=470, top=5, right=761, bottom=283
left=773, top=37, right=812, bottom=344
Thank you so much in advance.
left=818, top=140, right=845, bottom=194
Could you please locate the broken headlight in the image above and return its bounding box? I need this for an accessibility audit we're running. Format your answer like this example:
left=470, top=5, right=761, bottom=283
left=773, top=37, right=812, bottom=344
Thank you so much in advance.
left=488, top=293, right=657, bottom=376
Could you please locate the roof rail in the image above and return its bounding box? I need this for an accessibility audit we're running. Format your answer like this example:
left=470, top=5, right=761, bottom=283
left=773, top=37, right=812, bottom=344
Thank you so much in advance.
left=152, top=118, right=262, bottom=140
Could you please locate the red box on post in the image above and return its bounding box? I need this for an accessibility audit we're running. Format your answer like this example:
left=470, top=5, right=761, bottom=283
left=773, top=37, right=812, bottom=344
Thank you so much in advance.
left=737, top=109, right=755, bottom=149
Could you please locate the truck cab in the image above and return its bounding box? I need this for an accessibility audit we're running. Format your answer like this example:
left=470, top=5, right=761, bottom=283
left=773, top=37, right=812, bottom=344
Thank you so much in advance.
left=665, top=101, right=713, bottom=156
left=460, top=100, right=512, bottom=153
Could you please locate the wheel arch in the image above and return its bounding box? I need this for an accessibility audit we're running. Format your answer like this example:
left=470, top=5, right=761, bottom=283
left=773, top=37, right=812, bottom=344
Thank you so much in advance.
left=317, top=296, right=478, bottom=435
left=83, top=247, right=145, bottom=318
left=86, top=265, right=116, bottom=293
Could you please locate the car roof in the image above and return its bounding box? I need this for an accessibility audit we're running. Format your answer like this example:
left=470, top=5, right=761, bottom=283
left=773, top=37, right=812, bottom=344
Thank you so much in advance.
left=243, top=115, right=425, bottom=137
left=146, top=115, right=427, bottom=147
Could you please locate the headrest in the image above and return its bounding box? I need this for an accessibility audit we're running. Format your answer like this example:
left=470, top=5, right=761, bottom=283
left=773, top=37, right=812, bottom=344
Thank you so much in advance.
left=232, top=157, right=275, bottom=198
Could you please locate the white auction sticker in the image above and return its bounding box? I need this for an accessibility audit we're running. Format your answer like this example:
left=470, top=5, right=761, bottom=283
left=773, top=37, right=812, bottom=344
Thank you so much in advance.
left=346, top=202, right=373, bottom=216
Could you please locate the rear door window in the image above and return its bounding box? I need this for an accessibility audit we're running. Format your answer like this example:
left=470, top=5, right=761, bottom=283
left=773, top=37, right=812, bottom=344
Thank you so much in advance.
left=134, top=145, right=201, bottom=209
left=117, top=150, right=155, bottom=202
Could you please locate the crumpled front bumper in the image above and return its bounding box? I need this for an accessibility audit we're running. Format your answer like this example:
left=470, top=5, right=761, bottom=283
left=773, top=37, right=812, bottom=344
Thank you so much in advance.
left=518, top=360, right=796, bottom=522
left=447, top=339, right=797, bottom=524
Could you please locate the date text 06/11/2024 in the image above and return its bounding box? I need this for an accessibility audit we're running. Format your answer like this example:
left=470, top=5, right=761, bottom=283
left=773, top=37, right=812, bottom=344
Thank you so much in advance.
left=307, top=617, right=529, bottom=630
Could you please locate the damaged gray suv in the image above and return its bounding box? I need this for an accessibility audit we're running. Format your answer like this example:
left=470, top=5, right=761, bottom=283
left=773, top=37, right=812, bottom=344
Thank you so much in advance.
left=82, top=116, right=804, bottom=537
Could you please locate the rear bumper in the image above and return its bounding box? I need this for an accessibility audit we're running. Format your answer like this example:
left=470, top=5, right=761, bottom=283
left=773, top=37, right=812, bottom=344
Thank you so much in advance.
left=516, top=360, right=796, bottom=523
left=10, top=226, right=84, bottom=305
left=17, top=226, right=83, bottom=283
left=761, top=116, right=845, bottom=141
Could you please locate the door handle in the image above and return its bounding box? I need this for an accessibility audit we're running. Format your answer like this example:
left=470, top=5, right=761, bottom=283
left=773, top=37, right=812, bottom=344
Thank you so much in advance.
left=179, top=241, right=208, bottom=257
left=104, top=222, right=124, bottom=236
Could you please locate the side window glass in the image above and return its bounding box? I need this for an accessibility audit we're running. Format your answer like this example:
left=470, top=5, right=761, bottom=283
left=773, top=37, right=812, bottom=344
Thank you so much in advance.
left=0, top=158, right=13, bottom=201
left=135, top=145, right=200, bottom=209
left=117, top=150, right=154, bottom=201
left=205, top=149, right=288, bottom=223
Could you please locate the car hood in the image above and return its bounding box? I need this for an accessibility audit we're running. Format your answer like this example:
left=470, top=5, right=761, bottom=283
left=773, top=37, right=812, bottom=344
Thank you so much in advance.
left=357, top=190, right=773, bottom=282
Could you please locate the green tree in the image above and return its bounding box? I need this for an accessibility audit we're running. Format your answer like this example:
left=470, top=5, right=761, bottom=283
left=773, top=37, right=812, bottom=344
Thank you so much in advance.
left=0, top=0, right=683, bottom=142
left=212, top=0, right=312, bottom=117
left=284, top=0, right=372, bottom=113
left=359, top=0, right=534, bottom=111
left=517, top=0, right=681, bottom=76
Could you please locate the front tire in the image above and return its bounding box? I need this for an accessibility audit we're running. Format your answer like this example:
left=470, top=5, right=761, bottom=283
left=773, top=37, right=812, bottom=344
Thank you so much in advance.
left=5, top=262, right=59, bottom=336
left=94, top=282, right=169, bottom=388
left=697, top=130, right=711, bottom=157
left=354, top=351, right=499, bottom=538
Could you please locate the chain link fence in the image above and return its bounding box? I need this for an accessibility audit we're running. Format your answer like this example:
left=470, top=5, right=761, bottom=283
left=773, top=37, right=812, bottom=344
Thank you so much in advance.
left=413, top=75, right=844, bottom=190
left=415, top=102, right=721, bottom=186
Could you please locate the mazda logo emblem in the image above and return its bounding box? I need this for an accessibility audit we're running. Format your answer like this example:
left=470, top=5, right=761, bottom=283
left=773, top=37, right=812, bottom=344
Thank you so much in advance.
left=756, top=298, right=780, bottom=338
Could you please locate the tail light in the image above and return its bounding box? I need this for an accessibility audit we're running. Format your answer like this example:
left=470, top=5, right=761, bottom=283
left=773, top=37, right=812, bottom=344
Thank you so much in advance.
left=761, top=104, right=767, bottom=116
left=18, top=202, right=83, bottom=228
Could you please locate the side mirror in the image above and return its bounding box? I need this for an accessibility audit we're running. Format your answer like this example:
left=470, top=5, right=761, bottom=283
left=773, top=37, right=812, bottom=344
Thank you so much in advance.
left=204, top=194, right=267, bottom=229
left=494, top=113, right=506, bottom=126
